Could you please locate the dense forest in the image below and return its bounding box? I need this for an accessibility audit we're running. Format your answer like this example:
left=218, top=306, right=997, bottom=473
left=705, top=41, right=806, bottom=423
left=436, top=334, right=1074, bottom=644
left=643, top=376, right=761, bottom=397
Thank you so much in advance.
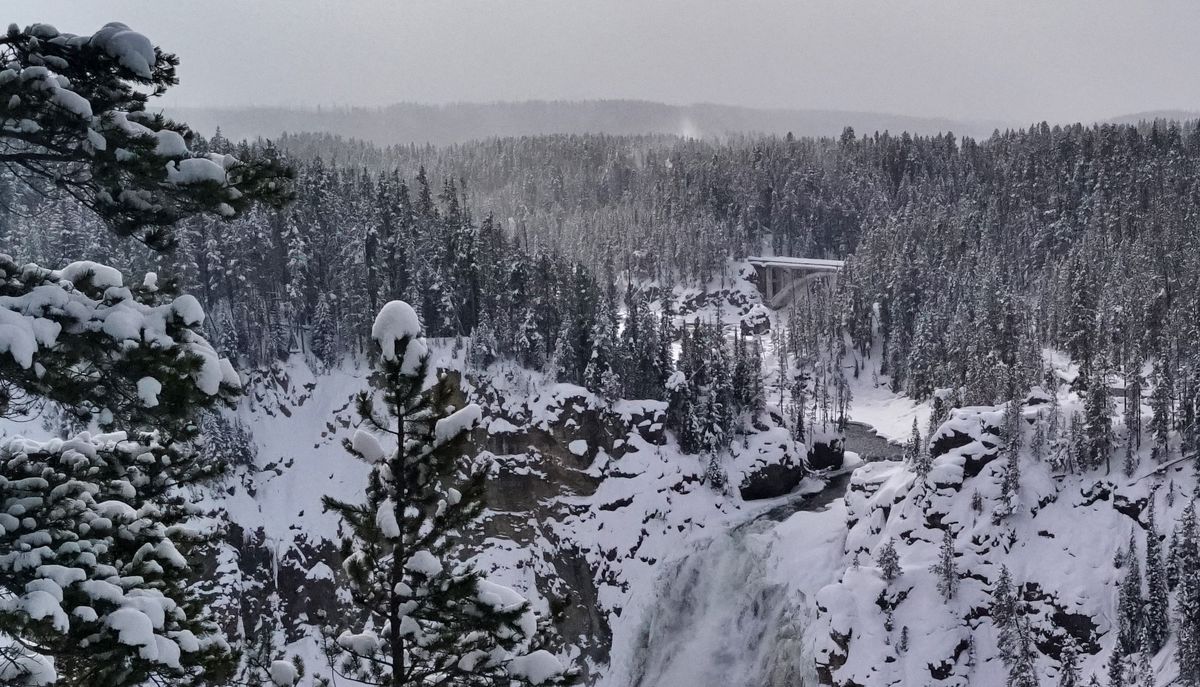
left=6, top=120, right=1200, bottom=460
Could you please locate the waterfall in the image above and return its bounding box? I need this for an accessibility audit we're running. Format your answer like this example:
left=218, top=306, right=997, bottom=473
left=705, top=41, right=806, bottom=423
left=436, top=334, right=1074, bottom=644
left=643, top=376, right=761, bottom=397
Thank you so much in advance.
left=619, top=511, right=819, bottom=687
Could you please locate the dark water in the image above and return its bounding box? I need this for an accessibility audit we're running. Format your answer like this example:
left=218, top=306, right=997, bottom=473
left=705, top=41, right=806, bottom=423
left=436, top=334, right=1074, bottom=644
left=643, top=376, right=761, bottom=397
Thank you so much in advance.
left=752, top=421, right=901, bottom=524
left=751, top=471, right=853, bottom=524
left=842, top=421, right=903, bottom=462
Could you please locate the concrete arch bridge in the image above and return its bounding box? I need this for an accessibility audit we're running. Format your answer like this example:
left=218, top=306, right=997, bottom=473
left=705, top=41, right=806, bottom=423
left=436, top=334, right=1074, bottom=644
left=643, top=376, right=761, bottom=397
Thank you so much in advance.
left=747, top=256, right=845, bottom=309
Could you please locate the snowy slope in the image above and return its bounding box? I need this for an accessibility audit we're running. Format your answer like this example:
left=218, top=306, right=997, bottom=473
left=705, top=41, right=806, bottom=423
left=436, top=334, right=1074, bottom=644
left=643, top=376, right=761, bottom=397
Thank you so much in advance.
left=812, top=361, right=1186, bottom=687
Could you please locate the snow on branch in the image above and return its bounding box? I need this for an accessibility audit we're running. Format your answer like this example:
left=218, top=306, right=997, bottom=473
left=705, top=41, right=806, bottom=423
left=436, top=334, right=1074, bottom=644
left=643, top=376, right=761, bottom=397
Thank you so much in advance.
left=0, top=254, right=239, bottom=435
left=0, top=22, right=292, bottom=249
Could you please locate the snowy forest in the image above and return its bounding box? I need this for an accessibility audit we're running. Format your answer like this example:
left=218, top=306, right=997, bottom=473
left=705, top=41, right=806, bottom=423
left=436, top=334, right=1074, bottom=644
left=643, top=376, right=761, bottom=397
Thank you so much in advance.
left=5, top=14, right=1200, bottom=687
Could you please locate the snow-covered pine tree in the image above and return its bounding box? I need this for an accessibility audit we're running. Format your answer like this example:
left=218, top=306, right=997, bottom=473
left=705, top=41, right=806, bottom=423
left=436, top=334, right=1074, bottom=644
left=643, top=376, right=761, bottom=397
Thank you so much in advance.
left=1032, top=411, right=1047, bottom=463
left=1084, top=367, right=1114, bottom=472
left=992, top=565, right=1019, bottom=667
left=876, top=538, right=900, bottom=582
left=995, top=451, right=1022, bottom=522
left=237, top=626, right=303, bottom=687
left=904, top=417, right=921, bottom=465
left=310, top=292, right=338, bottom=366
left=653, top=296, right=676, bottom=395
left=584, top=295, right=619, bottom=399
left=1181, top=365, right=1200, bottom=456
left=1176, top=503, right=1200, bottom=685
left=1150, top=358, right=1173, bottom=461
left=322, top=301, right=572, bottom=687
left=0, top=19, right=294, bottom=681
left=1003, top=390, right=1024, bottom=461
left=1059, top=636, right=1082, bottom=687
left=928, top=392, right=947, bottom=444
left=1126, top=368, right=1143, bottom=449
left=0, top=22, right=290, bottom=250
left=1117, top=534, right=1144, bottom=655
left=913, top=441, right=933, bottom=478
left=1122, top=434, right=1138, bottom=477
left=1107, top=649, right=1130, bottom=687
left=0, top=430, right=237, bottom=686
left=1133, top=644, right=1153, bottom=687
left=0, top=257, right=241, bottom=437
left=1169, top=521, right=1183, bottom=590
left=0, top=247, right=248, bottom=683
left=791, top=378, right=807, bottom=444
left=1007, top=616, right=1040, bottom=687
left=931, top=529, right=958, bottom=600
left=1144, top=504, right=1170, bottom=654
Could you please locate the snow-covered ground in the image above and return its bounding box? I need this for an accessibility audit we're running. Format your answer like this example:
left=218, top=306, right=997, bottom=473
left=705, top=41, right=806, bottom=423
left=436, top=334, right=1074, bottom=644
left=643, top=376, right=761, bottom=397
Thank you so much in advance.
left=2, top=258, right=1180, bottom=686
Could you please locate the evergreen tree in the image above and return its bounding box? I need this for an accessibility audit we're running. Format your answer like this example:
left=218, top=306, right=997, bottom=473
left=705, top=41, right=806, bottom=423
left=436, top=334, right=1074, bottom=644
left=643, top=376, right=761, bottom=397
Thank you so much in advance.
left=996, top=452, right=1022, bottom=522
left=584, top=295, right=619, bottom=399
left=322, top=301, right=572, bottom=687
left=1117, top=534, right=1143, bottom=655
left=905, top=417, right=922, bottom=465
left=877, top=538, right=901, bottom=581
left=913, top=441, right=934, bottom=478
left=1169, top=522, right=1184, bottom=590
left=0, top=431, right=237, bottom=686
left=1007, top=616, right=1040, bottom=687
left=992, top=564, right=1021, bottom=672
left=1003, top=392, right=1025, bottom=460
left=0, top=21, right=293, bottom=683
left=928, top=393, right=947, bottom=444
left=1176, top=503, right=1200, bottom=684
left=311, top=292, right=338, bottom=366
left=1084, top=368, right=1114, bottom=471
left=1059, top=637, right=1081, bottom=687
left=1133, top=646, right=1153, bottom=687
left=1144, top=504, right=1169, bottom=654
left=1122, top=434, right=1138, bottom=478
left=791, top=378, right=807, bottom=444
left=1032, top=413, right=1048, bottom=463
left=931, top=529, right=958, bottom=601
left=0, top=22, right=290, bottom=249
left=1107, top=650, right=1129, bottom=687
left=1150, top=358, right=1173, bottom=461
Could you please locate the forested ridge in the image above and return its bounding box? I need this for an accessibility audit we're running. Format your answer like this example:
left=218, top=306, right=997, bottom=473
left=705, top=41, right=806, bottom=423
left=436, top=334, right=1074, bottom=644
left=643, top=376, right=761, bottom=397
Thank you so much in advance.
left=7, top=120, right=1200, bottom=429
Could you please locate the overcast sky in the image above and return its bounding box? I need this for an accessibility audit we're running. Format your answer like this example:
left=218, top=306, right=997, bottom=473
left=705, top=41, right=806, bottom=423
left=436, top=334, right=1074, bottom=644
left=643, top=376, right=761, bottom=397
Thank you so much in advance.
left=10, top=0, right=1200, bottom=124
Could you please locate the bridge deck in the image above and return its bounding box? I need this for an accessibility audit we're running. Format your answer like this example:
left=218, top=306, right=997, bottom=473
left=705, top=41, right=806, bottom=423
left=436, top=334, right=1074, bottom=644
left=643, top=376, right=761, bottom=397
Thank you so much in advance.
left=747, top=256, right=845, bottom=271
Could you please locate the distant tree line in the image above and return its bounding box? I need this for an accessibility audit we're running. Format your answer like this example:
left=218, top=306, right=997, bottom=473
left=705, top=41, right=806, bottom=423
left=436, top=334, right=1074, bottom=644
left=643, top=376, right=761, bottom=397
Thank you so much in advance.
left=6, top=119, right=1200, bottom=461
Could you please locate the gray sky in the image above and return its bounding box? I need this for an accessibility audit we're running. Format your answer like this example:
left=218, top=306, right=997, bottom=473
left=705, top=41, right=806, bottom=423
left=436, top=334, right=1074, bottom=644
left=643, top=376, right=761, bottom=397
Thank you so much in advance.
left=10, top=0, right=1200, bottom=124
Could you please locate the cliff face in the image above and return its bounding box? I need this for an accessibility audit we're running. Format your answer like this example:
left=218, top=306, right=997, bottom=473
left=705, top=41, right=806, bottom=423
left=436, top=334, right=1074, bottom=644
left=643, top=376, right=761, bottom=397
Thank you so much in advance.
left=190, top=280, right=1172, bottom=687
left=813, top=398, right=1182, bottom=687
left=197, top=354, right=810, bottom=681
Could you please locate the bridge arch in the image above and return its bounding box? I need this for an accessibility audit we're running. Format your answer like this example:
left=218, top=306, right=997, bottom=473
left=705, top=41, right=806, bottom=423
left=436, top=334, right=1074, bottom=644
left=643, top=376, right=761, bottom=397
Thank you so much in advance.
left=747, top=256, right=845, bottom=309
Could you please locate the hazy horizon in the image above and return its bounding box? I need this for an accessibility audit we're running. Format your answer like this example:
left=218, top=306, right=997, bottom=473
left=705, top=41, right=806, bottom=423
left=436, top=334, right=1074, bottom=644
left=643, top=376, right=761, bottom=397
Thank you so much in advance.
left=10, top=0, right=1200, bottom=126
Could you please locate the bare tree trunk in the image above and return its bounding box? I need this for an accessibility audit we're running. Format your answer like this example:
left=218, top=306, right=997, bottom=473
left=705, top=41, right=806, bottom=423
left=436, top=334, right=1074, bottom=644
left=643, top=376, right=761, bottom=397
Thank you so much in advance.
left=390, top=404, right=406, bottom=687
